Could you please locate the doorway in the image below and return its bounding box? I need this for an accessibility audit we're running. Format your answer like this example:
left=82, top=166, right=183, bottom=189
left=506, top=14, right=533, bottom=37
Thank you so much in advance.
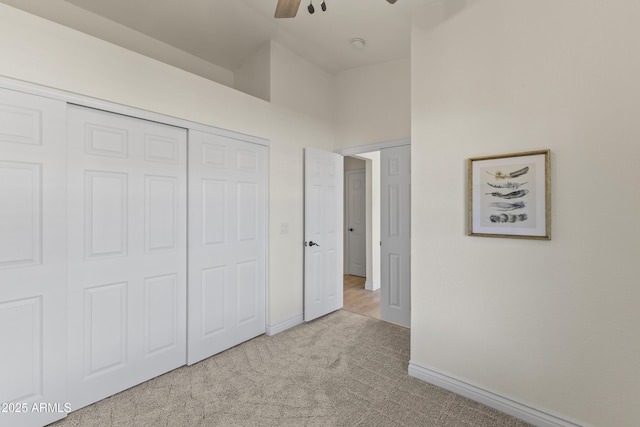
left=345, top=161, right=366, bottom=277
left=303, top=143, right=410, bottom=327
left=343, top=155, right=380, bottom=319
left=339, top=143, right=411, bottom=328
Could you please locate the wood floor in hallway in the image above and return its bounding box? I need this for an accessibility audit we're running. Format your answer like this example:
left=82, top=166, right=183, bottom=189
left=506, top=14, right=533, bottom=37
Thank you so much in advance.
left=343, top=275, right=380, bottom=320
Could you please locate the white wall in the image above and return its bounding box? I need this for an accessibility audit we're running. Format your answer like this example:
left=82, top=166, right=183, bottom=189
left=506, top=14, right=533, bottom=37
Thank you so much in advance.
left=411, top=1, right=640, bottom=426
left=234, top=42, right=271, bottom=102
left=333, top=58, right=410, bottom=150
left=0, top=3, right=334, bottom=328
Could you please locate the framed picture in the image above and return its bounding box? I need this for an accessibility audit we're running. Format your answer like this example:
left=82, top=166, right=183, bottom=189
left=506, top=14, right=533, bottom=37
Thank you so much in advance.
left=468, top=149, right=550, bottom=240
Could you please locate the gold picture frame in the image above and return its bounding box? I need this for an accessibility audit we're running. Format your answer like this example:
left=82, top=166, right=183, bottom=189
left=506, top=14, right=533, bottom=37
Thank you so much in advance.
left=468, top=149, right=551, bottom=239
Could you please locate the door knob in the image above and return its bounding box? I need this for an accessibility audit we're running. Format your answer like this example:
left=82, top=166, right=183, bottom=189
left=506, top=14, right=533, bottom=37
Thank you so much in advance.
left=349, top=228, right=354, bottom=232
left=308, top=241, right=320, bottom=247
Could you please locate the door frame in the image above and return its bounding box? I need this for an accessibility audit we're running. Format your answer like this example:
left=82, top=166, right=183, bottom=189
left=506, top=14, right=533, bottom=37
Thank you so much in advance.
left=345, top=168, right=366, bottom=277
left=337, top=139, right=411, bottom=157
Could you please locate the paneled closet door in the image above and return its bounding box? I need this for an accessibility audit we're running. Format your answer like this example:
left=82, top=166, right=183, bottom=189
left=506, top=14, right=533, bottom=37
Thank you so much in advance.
left=380, top=145, right=411, bottom=328
left=187, top=130, right=266, bottom=365
left=0, top=89, right=68, bottom=427
left=66, top=106, right=187, bottom=410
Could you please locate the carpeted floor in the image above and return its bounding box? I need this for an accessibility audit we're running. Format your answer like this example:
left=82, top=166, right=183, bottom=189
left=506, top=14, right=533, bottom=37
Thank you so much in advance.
left=50, top=310, right=531, bottom=426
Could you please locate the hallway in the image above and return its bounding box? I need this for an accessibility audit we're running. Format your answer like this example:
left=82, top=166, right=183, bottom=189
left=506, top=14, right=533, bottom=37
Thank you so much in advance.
left=342, top=275, right=380, bottom=320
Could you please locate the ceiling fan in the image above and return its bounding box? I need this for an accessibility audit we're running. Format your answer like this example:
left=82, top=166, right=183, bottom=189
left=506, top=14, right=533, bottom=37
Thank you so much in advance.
left=275, top=0, right=398, bottom=18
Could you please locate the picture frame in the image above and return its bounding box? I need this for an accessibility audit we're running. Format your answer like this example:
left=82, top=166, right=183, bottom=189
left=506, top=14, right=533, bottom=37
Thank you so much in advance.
left=468, top=149, right=550, bottom=240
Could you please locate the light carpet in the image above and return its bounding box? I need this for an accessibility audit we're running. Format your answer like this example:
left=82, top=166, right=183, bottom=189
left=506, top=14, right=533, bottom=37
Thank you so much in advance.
left=50, top=310, right=531, bottom=426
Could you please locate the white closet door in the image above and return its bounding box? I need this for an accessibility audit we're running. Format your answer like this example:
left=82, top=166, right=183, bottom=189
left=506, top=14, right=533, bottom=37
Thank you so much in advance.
left=187, top=130, right=266, bottom=365
left=0, top=89, right=68, bottom=427
left=66, top=106, right=187, bottom=410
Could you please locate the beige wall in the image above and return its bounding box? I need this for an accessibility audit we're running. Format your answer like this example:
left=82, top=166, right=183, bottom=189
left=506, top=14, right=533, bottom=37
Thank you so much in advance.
left=266, top=40, right=336, bottom=323
left=333, top=59, right=411, bottom=149
left=344, top=156, right=366, bottom=171
left=0, top=3, right=334, bottom=327
left=234, top=42, right=271, bottom=102
left=8, top=2, right=638, bottom=425
left=0, top=0, right=235, bottom=87
left=411, top=1, right=640, bottom=426
left=270, top=41, right=334, bottom=125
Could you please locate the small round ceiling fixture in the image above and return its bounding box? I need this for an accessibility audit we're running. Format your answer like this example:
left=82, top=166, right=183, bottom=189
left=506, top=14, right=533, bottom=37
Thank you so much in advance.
left=350, top=38, right=366, bottom=49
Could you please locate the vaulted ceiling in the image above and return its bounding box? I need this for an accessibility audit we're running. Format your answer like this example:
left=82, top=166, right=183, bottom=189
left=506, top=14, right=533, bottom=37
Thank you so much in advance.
left=2, top=0, right=432, bottom=75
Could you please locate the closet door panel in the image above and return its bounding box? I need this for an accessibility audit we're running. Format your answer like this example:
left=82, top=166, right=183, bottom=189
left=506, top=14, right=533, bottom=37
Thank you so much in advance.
left=188, top=130, right=266, bottom=365
left=0, top=88, right=68, bottom=427
left=67, top=106, right=187, bottom=410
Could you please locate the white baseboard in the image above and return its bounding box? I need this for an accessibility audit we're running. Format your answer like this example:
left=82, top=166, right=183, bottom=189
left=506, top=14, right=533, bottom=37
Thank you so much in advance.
left=265, top=313, right=303, bottom=336
left=408, top=361, right=587, bottom=427
left=365, top=281, right=380, bottom=291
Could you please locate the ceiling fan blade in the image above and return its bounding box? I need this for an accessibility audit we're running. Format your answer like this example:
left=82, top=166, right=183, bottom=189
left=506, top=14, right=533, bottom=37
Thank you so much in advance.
left=275, top=0, right=302, bottom=18
left=387, top=0, right=398, bottom=3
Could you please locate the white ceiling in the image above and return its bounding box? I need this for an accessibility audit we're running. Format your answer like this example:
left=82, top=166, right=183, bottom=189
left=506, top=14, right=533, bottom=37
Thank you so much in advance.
left=2, top=0, right=432, bottom=75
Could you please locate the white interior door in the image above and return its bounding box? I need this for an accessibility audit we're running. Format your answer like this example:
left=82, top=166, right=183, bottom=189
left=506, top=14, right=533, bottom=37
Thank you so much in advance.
left=380, top=145, right=411, bottom=327
left=0, top=89, right=68, bottom=427
left=304, top=148, right=343, bottom=322
left=346, top=169, right=366, bottom=277
left=66, top=106, right=187, bottom=410
left=187, top=130, right=266, bottom=365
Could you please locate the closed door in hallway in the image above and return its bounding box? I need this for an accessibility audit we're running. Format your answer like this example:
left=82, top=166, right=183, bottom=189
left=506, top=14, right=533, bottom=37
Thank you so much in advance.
left=346, top=169, right=366, bottom=277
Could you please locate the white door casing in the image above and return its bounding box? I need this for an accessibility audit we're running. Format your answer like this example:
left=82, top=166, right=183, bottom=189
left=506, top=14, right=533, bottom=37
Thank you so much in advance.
left=66, top=106, right=187, bottom=410
left=304, top=148, right=343, bottom=322
left=0, top=89, right=68, bottom=427
left=380, top=145, right=411, bottom=328
left=187, top=130, right=267, bottom=365
left=346, top=169, right=366, bottom=277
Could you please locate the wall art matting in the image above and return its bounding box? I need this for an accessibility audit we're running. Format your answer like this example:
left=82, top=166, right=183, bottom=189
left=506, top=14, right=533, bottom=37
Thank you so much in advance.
left=468, top=149, right=550, bottom=239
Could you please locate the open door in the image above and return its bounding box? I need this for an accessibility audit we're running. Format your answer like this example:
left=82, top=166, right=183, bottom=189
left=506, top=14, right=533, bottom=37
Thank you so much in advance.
left=304, top=148, right=343, bottom=322
left=380, top=145, right=411, bottom=327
